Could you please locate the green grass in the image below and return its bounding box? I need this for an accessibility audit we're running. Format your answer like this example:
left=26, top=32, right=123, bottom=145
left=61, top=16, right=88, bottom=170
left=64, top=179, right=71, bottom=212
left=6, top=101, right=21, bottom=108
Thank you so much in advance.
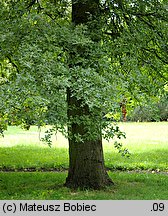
left=0, top=146, right=69, bottom=170
left=0, top=171, right=167, bottom=200
left=0, top=122, right=167, bottom=172
left=104, top=122, right=168, bottom=171
left=0, top=122, right=168, bottom=199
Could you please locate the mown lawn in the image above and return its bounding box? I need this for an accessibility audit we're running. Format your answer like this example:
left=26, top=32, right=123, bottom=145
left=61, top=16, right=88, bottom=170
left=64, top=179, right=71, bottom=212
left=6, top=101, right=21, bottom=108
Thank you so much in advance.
left=0, top=122, right=167, bottom=199
left=0, top=122, right=167, bottom=172
left=0, top=171, right=167, bottom=200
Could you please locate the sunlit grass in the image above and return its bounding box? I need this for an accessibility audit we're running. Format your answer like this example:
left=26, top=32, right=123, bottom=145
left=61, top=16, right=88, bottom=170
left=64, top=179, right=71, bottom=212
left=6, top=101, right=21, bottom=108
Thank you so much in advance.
left=0, top=125, right=68, bottom=148
left=0, top=122, right=167, bottom=200
left=104, top=122, right=168, bottom=171
left=0, top=122, right=168, bottom=171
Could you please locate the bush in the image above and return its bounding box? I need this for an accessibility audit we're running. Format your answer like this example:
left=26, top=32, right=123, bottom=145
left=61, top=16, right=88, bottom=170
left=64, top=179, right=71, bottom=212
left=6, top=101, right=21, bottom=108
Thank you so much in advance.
left=128, top=94, right=168, bottom=122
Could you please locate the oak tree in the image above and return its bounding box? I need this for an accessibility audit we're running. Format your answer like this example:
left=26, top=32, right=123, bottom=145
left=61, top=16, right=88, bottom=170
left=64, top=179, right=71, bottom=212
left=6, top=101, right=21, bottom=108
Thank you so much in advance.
left=0, top=0, right=167, bottom=189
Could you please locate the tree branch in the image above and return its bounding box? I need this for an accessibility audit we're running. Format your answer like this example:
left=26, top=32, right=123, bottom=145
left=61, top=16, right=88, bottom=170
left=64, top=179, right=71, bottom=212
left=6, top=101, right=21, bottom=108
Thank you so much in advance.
left=6, top=56, right=20, bottom=73
left=27, top=0, right=36, bottom=9
left=142, top=47, right=168, bottom=65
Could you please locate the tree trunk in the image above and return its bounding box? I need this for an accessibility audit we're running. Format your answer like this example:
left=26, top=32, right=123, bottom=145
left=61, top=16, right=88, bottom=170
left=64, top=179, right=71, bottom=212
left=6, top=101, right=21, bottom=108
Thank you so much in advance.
left=65, top=0, right=114, bottom=189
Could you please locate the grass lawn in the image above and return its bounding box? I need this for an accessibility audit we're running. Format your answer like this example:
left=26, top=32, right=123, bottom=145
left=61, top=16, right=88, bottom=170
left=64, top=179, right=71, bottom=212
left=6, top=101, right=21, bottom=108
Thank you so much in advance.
left=0, top=122, right=168, bottom=199
left=0, top=171, right=167, bottom=200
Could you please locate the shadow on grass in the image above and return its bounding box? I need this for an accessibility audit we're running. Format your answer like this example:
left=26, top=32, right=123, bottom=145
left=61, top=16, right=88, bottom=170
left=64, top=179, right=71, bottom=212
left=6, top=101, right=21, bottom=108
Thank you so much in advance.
left=0, top=171, right=168, bottom=200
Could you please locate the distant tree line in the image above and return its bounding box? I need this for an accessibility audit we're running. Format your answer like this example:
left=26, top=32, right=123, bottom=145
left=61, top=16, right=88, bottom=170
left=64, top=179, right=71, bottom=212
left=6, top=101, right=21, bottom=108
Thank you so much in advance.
left=127, top=93, right=168, bottom=122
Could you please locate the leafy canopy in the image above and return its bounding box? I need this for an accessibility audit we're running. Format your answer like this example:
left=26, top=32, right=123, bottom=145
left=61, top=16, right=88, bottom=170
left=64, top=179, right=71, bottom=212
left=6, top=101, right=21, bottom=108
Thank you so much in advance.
left=0, top=0, right=167, bottom=144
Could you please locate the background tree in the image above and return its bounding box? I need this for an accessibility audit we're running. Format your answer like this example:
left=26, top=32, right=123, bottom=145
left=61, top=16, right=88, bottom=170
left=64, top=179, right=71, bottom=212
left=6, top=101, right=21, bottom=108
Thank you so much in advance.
left=0, top=0, right=167, bottom=189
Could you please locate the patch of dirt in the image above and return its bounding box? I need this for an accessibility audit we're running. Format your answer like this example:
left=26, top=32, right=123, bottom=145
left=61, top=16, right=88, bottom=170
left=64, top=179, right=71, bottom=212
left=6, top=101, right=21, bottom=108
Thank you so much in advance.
left=107, top=168, right=168, bottom=175
left=0, top=167, right=68, bottom=172
left=0, top=167, right=167, bottom=175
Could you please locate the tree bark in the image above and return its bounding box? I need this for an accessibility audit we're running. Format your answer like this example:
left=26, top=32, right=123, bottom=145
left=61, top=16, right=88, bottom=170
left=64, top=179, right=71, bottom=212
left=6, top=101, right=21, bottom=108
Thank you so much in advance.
left=65, top=0, right=114, bottom=189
